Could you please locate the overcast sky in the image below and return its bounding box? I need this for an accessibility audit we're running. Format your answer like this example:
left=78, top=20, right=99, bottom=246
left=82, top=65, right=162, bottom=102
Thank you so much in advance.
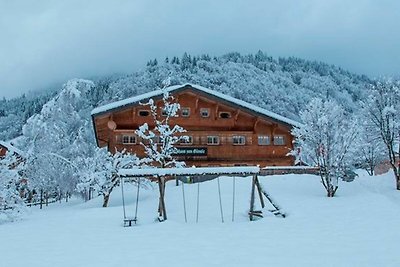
left=1, top=0, right=399, bottom=99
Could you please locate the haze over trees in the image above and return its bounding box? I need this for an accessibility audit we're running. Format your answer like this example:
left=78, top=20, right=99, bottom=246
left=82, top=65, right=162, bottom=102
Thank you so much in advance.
left=0, top=51, right=372, bottom=142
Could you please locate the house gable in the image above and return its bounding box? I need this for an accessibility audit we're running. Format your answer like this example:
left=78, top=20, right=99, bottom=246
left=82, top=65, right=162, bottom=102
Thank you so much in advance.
left=91, top=84, right=299, bottom=166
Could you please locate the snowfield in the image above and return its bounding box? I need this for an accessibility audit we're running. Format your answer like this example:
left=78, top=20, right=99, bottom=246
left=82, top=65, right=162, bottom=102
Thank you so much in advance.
left=1, top=172, right=400, bottom=267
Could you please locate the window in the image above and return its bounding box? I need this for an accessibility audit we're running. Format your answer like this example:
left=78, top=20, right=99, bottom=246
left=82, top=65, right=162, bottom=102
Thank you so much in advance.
left=139, top=110, right=150, bottom=117
left=161, top=108, right=168, bottom=117
left=180, top=135, right=193, bottom=144
left=232, top=135, right=246, bottom=145
left=274, top=135, right=285, bottom=145
left=122, top=135, right=136, bottom=144
left=258, top=135, right=270, bottom=145
left=181, top=108, right=190, bottom=117
left=207, top=136, right=219, bottom=145
left=200, top=108, right=210, bottom=118
left=219, top=112, right=231, bottom=119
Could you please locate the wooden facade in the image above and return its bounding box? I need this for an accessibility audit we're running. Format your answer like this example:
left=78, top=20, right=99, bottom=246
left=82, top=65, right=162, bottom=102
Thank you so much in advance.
left=91, top=84, right=300, bottom=167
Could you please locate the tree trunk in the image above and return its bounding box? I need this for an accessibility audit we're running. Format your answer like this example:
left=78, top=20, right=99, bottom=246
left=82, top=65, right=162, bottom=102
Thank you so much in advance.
left=389, top=162, right=400, bottom=190
left=103, top=193, right=110, bottom=208
left=157, top=176, right=167, bottom=220
left=396, top=173, right=400, bottom=190
left=326, top=184, right=338, bottom=197
left=40, top=189, right=43, bottom=209
left=321, top=172, right=338, bottom=197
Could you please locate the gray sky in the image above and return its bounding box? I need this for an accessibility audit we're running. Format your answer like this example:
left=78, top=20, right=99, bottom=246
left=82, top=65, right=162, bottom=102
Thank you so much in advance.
left=1, top=0, right=399, bottom=99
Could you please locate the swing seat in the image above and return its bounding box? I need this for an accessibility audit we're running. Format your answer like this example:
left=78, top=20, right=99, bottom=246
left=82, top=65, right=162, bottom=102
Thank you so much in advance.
left=123, top=217, right=137, bottom=227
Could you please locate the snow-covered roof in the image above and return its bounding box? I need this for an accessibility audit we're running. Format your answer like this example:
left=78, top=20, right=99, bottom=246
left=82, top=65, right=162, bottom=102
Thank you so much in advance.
left=119, top=166, right=260, bottom=177
left=0, top=141, right=25, bottom=157
left=91, top=84, right=301, bottom=127
left=262, top=166, right=318, bottom=170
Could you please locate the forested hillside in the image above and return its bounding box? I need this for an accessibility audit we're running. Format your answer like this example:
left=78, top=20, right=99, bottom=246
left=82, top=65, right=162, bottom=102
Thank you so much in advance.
left=3, top=51, right=398, bottom=223
left=0, top=51, right=372, bottom=142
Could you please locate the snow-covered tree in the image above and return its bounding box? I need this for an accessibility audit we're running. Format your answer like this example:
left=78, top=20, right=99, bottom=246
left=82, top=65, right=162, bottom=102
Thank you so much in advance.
left=21, top=79, right=97, bottom=199
left=292, top=98, right=358, bottom=197
left=135, top=79, right=187, bottom=220
left=362, top=80, right=400, bottom=189
left=76, top=148, right=141, bottom=207
left=135, top=80, right=187, bottom=168
left=0, top=153, right=27, bottom=223
left=354, top=116, right=386, bottom=176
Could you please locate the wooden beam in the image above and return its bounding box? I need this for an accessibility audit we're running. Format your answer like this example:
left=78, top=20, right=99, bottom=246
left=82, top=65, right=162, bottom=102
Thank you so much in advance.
left=234, top=109, right=240, bottom=122
left=132, top=107, right=136, bottom=118
left=253, top=117, right=260, bottom=131
left=249, top=174, right=257, bottom=221
left=195, top=97, right=200, bottom=111
left=215, top=104, right=219, bottom=120
left=255, top=176, right=265, bottom=209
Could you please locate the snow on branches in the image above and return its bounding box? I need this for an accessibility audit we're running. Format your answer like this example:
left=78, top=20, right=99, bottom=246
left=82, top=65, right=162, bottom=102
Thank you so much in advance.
left=76, top=148, right=141, bottom=207
left=135, top=82, right=186, bottom=168
left=292, top=98, right=358, bottom=197
left=362, top=80, right=400, bottom=189
left=0, top=152, right=27, bottom=223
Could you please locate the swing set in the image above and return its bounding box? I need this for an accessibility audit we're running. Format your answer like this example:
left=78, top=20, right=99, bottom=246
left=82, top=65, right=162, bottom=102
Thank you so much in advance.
left=118, top=166, right=286, bottom=226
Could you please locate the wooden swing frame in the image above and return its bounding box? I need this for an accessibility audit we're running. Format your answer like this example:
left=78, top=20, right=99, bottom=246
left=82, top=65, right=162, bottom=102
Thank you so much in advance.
left=118, top=166, right=262, bottom=223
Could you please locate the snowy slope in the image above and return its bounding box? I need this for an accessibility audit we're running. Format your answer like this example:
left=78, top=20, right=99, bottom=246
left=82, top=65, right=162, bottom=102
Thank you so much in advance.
left=1, top=172, right=399, bottom=267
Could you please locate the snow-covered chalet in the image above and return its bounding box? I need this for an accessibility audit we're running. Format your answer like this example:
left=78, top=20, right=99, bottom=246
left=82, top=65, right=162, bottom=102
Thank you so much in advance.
left=91, top=84, right=301, bottom=167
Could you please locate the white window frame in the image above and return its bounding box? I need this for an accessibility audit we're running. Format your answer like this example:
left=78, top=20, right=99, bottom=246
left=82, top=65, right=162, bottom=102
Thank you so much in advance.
left=122, top=135, right=136, bottom=144
left=258, top=135, right=270, bottom=146
left=273, top=135, right=285, bottom=145
left=200, top=108, right=210, bottom=118
left=232, top=135, right=246, bottom=145
left=181, top=107, right=190, bottom=117
left=180, top=135, right=193, bottom=145
left=207, top=135, right=219, bottom=145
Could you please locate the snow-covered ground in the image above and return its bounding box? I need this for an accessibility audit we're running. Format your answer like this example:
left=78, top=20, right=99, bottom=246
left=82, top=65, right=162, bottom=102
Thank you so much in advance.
left=1, top=172, right=400, bottom=267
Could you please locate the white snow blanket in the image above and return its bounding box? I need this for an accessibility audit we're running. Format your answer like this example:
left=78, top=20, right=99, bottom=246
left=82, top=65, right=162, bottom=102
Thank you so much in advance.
left=1, top=171, right=399, bottom=267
